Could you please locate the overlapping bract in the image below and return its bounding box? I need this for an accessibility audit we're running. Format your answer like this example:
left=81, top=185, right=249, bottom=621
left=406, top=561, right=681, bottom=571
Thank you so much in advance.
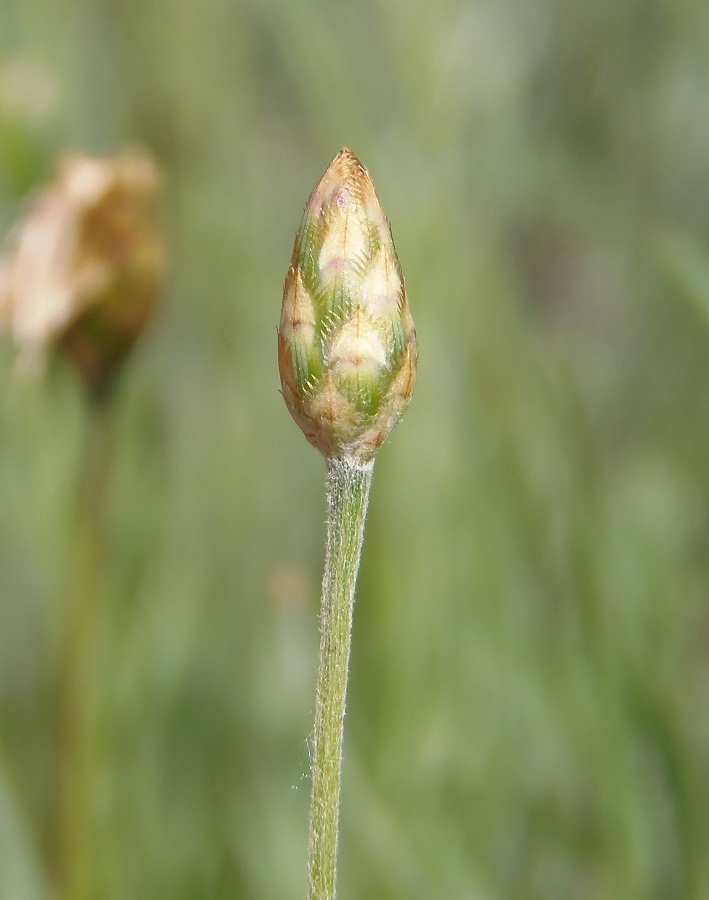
left=279, top=148, right=417, bottom=460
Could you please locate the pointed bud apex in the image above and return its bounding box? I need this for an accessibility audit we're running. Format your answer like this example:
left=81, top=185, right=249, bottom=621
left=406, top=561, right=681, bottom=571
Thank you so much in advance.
left=0, top=150, right=166, bottom=389
left=279, top=148, right=417, bottom=460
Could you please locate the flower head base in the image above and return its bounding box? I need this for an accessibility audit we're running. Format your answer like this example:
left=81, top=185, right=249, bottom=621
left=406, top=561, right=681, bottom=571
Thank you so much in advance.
left=0, top=150, right=165, bottom=389
left=279, top=148, right=417, bottom=460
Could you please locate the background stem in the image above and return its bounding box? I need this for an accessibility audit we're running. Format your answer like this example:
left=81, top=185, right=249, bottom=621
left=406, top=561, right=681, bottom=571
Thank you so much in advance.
left=54, top=393, right=114, bottom=900
left=307, top=457, right=374, bottom=900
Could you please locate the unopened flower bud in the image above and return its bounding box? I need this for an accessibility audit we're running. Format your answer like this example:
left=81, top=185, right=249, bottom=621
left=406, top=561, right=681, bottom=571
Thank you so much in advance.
left=0, top=150, right=166, bottom=389
left=278, top=148, right=417, bottom=460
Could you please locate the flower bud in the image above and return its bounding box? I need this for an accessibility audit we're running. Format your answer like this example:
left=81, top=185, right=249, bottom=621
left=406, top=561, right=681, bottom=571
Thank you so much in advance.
left=0, top=150, right=165, bottom=389
left=278, top=148, right=417, bottom=460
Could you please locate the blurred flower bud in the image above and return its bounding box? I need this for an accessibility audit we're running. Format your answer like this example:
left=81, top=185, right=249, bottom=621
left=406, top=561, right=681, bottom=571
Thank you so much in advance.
left=0, top=150, right=166, bottom=390
left=278, top=148, right=417, bottom=461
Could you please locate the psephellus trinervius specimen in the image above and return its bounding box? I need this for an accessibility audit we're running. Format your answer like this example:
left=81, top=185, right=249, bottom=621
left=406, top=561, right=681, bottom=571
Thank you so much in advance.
left=278, top=148, right=417, bottom=899
left=278, top=147, right=417, bottom=462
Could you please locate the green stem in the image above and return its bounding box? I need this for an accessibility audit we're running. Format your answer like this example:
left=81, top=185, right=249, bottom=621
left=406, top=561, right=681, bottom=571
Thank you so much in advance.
left=54, top=393, right=114, bottom=900
left=307, top=456, right=374, bottom=900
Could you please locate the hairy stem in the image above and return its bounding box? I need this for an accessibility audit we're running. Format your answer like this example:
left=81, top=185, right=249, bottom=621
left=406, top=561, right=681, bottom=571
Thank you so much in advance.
left=307, top=457, right=374, bottom=900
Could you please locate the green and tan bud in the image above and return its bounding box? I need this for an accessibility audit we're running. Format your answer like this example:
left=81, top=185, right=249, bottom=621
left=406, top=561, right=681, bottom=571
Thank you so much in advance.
left=278, top=148, right=417, bottom=461
left=0, top=150, right=165, bottom=390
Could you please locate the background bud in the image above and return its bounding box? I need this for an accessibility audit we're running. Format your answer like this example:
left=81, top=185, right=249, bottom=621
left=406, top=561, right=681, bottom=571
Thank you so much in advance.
left=0, top=150, right=166, bottom=389
left=279, top=148, right=417, bottom=460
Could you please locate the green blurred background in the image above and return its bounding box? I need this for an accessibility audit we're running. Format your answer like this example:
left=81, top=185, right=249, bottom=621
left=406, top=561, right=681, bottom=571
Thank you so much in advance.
left=2, top=0, right=709, bottom=897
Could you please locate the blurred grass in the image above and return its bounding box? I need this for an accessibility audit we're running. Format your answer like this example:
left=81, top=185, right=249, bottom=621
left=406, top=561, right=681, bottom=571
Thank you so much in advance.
left=2, top=0, right=709, bottom=897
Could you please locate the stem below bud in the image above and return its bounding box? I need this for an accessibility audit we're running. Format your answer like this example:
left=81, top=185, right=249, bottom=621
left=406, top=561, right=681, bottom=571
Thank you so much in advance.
left=307, top=457, right=374, bottom=899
